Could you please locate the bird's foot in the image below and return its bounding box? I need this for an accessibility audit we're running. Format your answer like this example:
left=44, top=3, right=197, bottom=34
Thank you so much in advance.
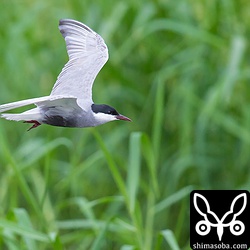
left=24, top=120, right=41, bottom=131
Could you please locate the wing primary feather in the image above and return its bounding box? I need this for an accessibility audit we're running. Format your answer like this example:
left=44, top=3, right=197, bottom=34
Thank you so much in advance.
left=59, top=19, right=93, bottom=33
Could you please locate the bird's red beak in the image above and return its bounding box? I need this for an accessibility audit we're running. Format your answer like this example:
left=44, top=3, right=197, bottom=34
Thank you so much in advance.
left=116, top=115, right=132, bottom=122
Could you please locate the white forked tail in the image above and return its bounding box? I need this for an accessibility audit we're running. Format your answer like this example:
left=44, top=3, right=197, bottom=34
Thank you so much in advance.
left=1, top=108, right=42, bottom=122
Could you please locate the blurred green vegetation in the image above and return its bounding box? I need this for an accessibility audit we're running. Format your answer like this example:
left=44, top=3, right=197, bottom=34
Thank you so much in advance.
left=0, top=0, right=249, bottom=249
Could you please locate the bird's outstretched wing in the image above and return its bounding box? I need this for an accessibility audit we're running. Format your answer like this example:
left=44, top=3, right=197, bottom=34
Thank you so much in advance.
left=50, top=19, right=109, bottom=110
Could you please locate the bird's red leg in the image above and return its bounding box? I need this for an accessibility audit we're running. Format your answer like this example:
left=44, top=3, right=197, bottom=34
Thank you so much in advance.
left=23, top=120, right=41, bottom=131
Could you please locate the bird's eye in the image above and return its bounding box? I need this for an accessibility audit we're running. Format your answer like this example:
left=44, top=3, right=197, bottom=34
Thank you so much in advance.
left=108, top=110, right=118, bottom=115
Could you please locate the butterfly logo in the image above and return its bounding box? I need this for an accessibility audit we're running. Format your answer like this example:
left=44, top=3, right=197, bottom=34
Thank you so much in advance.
left=193, top=193, right=247, bottom=241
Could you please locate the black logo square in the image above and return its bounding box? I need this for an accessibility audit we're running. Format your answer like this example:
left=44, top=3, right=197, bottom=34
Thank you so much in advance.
left=190, top=190, right=250, bottom=250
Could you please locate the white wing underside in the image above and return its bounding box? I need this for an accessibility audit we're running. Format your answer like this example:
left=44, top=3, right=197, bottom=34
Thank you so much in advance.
left=50, top=19, right=109, bottom=110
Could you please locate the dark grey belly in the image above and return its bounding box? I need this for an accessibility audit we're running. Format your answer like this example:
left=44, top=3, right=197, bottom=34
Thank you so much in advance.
left=43, top=115, right=77, bottom=127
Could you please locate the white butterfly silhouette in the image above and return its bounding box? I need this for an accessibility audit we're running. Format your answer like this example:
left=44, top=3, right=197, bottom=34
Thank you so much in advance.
left=193, top=193, right=246, bottom=241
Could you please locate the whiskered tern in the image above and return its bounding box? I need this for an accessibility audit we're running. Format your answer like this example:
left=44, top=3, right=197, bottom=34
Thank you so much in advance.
left=0, top=19, right=131, bottom=130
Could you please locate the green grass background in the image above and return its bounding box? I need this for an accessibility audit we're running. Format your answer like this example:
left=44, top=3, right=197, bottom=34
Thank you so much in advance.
left=0, top=0, right=249, bottom=249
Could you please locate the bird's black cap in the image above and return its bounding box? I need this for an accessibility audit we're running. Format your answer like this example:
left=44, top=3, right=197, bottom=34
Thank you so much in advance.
left=91, top=104, right=119, bottom=116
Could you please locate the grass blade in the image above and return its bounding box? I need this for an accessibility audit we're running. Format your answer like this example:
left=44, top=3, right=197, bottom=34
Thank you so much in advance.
left=161, top=230, right=180, bottom=250
left=127, top=132, right=142, bottom=213
left=0, top=220, right=49, bottom=242
left=14, top=208, right=37, bottom=250
left=154, top=186, right=193, bottom=214
left=91, top=129, right=128, bottom=201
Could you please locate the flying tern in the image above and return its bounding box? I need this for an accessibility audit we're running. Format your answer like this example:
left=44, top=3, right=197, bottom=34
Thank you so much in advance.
left=0, top=19, right=131, bottom=130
